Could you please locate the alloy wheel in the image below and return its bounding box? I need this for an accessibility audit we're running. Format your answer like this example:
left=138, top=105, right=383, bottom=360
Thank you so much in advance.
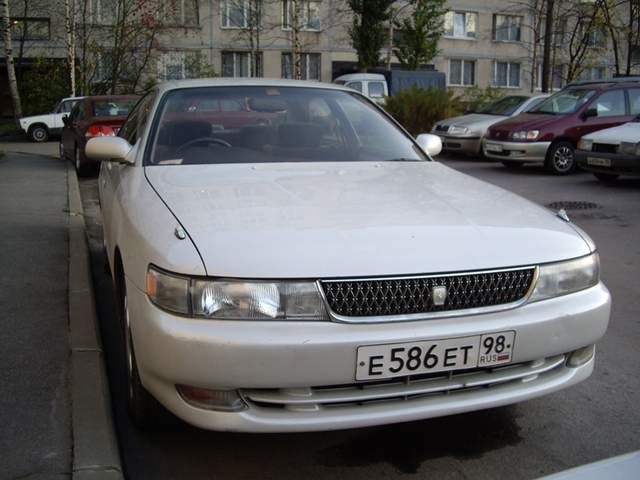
left=32, top=127, right=47, bottom=142
left=553, top=146, right=574, bottom=173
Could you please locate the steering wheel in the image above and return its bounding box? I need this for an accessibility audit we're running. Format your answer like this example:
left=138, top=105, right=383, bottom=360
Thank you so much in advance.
left=176, top=137, right=232, bottom=155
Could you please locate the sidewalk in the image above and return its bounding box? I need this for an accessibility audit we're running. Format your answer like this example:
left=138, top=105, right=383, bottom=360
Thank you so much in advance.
left=0, top=137, right=59, bottom=158
left=0, top=152, right=71, bottom=478
left=0, top=151, right=122, bottom=480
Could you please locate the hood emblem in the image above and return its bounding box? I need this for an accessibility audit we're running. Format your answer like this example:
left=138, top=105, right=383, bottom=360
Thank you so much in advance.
left=432, top=286, right=447, bottom=306
left=556, top=209, right=570, bottom=222
left=174, top=226, right=187, bottom=240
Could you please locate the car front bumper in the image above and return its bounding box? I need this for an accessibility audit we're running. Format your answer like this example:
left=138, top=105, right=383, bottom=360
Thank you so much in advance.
left=483, top=140, right=551, bottom=162
left=435, top=135, right=482, bottom=156
left=126, top=279, right=610, bottom=432
left=576, top=149, right=640, bottom=176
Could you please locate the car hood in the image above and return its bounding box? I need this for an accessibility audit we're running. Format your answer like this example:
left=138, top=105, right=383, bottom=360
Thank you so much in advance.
left=584, top=121, right=640, bottom=144
left=145, top=162, right=590, bottom=278
left=437, top=114, right=507, bottom=132
left=489, top=113, right=563, bottom=132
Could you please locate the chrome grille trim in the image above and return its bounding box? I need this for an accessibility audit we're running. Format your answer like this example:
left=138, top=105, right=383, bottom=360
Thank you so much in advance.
left=242, top=355, right=566, bottom=409
left=318, top=266, right=538, bottom=324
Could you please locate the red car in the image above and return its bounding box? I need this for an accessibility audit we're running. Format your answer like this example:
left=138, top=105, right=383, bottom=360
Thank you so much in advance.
left=60, top=95, right=140, bottom=175
left=483, top=78, right=640, bottom=174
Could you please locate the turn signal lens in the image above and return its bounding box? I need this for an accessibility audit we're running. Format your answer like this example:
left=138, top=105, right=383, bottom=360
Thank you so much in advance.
left=577, top=139, right=593, bottom=151
left=145, top=267, right=190, bottom=314
left=176, top=385, right=247, bottom=412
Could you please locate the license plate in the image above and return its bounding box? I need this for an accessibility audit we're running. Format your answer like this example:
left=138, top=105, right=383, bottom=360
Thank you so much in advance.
left=356, top=331, right=516, bottom=381
left=587, top=157, right=611, bottom=167
left=485, top=142, right=503, bottom=153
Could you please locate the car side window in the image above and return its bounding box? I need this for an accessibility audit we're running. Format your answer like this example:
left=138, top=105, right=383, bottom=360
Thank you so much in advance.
left=592, top=90, right=626, bottom=117
left=60, top=100, right=75, bottom=113
left=368, top=82, right=385, bottom=98
left=346, top=82, right=363, bottom=93
left=69, top=102, right=83, bottom=122
left=628, top=89, right=640, bottom=116
left=120, top=93, right=155, bottom=145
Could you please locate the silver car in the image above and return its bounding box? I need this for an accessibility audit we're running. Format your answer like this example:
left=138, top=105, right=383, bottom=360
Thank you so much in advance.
left=86, top=79, right=609, bottom=433
left=432, top=95, right=548, bottom=156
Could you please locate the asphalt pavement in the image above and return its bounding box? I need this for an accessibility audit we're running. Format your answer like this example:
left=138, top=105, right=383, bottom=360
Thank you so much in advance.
left=0, top=152, right=71, bottom=479
left=78, top=157, right=640, bottom=480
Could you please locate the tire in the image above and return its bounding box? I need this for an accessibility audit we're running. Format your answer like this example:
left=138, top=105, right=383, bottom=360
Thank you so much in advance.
left=594, top=172, right=619, bottom=183
left=502, top=161, right=524, bottom=169
left=116, top=263, right=165, bottom=429
left=74, top=148, right=88, bottom=177
left=546, top=141, right=576, bottom=175
left=29, top=125, right=49, bottom=143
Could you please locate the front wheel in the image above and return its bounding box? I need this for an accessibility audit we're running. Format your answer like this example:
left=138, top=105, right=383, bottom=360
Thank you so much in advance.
left=117, top=271, right=166, bottom=429
left=29, top=125, right=49, bottom=143
left=546, top=141, right=576, bottom=175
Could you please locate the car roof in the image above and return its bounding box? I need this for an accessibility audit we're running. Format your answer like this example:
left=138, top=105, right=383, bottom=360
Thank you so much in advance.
left=83, top=95, right=140, bottom=101
left=566, top=77, right=640, bottom=89
left=333, top=73, right=386, bottom=82
left=156, top=78, right=356, bottom=95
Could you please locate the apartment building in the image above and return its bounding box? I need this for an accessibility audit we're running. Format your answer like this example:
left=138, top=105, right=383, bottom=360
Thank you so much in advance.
left=2, top=0, right=638, bottom=115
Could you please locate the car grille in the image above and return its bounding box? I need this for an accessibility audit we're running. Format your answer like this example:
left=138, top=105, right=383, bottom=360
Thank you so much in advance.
left=434, top=124, right=449, bottom=132
left=242, top=355, right=566, bottom=411
left=592, top=143, right=617, bottom=154
left=320, top=267, right=535, bottom=318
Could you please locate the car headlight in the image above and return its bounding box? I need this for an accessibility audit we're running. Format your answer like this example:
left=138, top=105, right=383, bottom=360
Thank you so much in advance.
left=619, top=141, right=640, bottom=156
left=529, top=253, right=599, bottom=302
left=577, top=139, right=593, bottom=151
left=512, top=130, right=540, bottom=141
left=448, top=125, right=470, bottom=136
left=146, top=266, right=329, bottom=320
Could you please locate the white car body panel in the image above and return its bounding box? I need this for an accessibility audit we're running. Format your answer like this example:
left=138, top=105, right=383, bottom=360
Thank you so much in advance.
left=145, top=161, right=590, bottom=278
left=19, top=97, right=84, bottom=134
left=95, top=79, right=610, bottom=432
left=580, top=121, right=640, bottom=145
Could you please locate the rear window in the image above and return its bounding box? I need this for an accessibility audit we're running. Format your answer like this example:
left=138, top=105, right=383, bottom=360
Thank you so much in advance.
left=92, top=99, right=137, bottom=117
left=530, top=88, right=595, bottom=115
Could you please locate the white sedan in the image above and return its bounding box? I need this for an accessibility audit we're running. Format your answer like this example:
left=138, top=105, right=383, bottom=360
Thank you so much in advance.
left=87, top=79, right=610, bottom=432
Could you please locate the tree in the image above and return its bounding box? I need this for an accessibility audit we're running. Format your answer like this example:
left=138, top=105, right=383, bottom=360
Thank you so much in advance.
left=599, top=0, right=640, bottom=76
left=348, top=0, right=394, bottom=71
left=0, top=0, right=23, bottom=122
left=63, top=0, right=76, bottom=96
left=541, top=0, right=555, bottom=92
left=393, top=0, right=446, bottom=70
left=562, top=1, right=602, bottom=82
left=224, top=0, right=269, bottom=77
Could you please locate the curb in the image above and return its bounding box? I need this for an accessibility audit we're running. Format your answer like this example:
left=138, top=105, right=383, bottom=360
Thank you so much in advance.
left=68, top=162, right=124, bottom=480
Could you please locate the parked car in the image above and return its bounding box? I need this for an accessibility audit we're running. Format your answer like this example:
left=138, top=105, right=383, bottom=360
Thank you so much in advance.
left=60, top=95, right=140, bottom=175
left=432, top=94, right=548, bottom=156
left=576, top=117, right=640, bottom=182
left=87, top=78, right=609, bottom=432
left=19, top=96, right=84, bottom=142
left=483, top=77, right=640, bottom=174
left=334, top=70, right=446, bottom=104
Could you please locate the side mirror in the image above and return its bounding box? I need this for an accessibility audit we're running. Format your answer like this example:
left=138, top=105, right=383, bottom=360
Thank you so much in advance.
left=85, top=136, right=134, bottom=164
left=62, top=115, right=69, bottom=126
left=416, top=133, right=443, bottom=157
left=583, top=107, right=598, bottom=119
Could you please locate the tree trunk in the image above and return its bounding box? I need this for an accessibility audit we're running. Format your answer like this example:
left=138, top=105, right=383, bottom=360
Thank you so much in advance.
left=291, top=0, right=302, bottom=79
left=64, top=0, right=76, bottom=96
left=541, top=0, right=554, bottom=92
left=1, top=0, right=23, bottom=122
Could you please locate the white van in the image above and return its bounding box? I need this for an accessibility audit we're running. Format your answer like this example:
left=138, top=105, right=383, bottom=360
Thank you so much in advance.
left=333, top=73, right=389, bottom=104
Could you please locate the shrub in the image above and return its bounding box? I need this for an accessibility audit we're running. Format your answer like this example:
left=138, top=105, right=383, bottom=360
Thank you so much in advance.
left=20, top=58, right=70, bottom=116
left=384, top=86, right=462, bottom=136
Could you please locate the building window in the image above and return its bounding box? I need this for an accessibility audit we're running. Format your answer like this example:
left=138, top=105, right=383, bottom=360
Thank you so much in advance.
left=580, top=66, right=606, bottom=81
left=222, top=51, right=263, bottom=77
left=10, top=17, right=50, bottom=40
left=586, top=27, right=607, bottom=48
left=535, top=63, right=564, bottom=91
left=448, top=59, right=475, bottom=86
left=444, top=11, right=477, bottom=39
left=281, top=52, right=321, bottom=80
left=493, top=61, right=520, bottom=88
left=282, top=0, right=321, bottom=31
left=88, top=0, right=118, bottom=25
left=493, top=14, right=522, bottom=42
left=222, top=0, right=249, bottom=28
left=163, top=0, right=199, bottom=26
left=158, top=52, right=189, bottom=80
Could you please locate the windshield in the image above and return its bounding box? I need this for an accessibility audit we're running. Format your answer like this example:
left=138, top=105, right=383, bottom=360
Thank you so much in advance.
left=530, top=88, right=596, bottom=115
left=478, top=96, right=528, bottom=116
left=147, top=86, right=425, bottom=166
left=93, top=99, right=137, bottom=117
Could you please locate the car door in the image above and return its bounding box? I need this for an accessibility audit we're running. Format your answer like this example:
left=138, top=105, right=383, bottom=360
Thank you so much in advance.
left=100, top=94, right=153, bottom=255
left=572, top=89, right=631, bottom=138
left=62, top=101, right=83, bottom=158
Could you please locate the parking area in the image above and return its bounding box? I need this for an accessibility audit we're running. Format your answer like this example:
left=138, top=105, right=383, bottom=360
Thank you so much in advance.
left=75, top=153, right=639, bottom=480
